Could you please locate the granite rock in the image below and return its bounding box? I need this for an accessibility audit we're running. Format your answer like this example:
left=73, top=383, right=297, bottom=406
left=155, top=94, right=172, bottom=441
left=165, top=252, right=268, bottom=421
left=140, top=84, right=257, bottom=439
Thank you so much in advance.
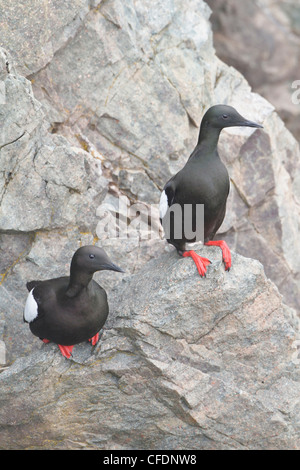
left=207, top=0, right=300, bottom=141
left=0, top=0, right=299, bottom=376
left=0, top=250, right=299, bottom=450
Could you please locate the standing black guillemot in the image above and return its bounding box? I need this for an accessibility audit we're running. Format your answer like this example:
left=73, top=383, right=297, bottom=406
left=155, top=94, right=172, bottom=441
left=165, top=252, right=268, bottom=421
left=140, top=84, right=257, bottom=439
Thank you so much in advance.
left=159, top=104, right=263, bottom=276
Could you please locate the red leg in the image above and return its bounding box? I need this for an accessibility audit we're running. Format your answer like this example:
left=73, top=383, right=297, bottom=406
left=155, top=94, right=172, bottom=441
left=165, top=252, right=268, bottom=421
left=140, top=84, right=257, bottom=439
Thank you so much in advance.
left=58, top=344, right=74, bottom=359
left=205, top=240, right=231, bottom=271
left=42, top=339, right=50, bottom=344
left=89, top=332, right=99, bottom=346
left=182, top=250, right=211, bottom=277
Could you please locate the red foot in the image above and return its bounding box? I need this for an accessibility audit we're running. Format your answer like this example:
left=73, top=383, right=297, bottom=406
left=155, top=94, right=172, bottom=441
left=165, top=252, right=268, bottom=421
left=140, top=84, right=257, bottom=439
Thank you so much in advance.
left=42, top=339, right=50, bottom=344
left=58, top=344, right=74, bottom=359
left=89, top=332, right=99, bottom=346
left=182, top=250, right=211, bottom=277
left=205, top=240, right=231, bottom=271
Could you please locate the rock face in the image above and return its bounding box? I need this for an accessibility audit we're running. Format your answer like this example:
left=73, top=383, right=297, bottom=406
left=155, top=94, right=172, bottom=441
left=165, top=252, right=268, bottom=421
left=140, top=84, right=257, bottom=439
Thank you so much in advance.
left=0, top=0, right=98, bottom=78
left=0, top=250, right=299, bottom=450
left=207, top=0, right=300, bottom=142
left=0, top=0, right=300, bottom=449
left=0, top=0, right=299, bottom=368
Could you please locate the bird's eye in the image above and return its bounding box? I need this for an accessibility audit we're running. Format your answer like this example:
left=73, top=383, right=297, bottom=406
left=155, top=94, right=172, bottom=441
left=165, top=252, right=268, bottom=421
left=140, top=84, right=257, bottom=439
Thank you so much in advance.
left=89, top=254, right=95, bottom=259
left=222, top=114, right=228, bottom=119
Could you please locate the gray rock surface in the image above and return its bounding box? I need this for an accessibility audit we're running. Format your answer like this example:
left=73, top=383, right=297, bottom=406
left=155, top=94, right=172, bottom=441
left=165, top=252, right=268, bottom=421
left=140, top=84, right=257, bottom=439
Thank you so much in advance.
left=0, top=0, right=102, bottom=77
left=1, top=0, right=299, bottom=366
left=207, top=0, right=300, bottom=142
left=0, top=0, right=300, bottom=449
left=0, top=250, right=299, bottom=450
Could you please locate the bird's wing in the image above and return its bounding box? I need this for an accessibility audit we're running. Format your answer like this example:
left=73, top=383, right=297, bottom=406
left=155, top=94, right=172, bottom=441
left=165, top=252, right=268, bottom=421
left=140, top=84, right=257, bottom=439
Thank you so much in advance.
left=159, top=181, right=176, bottom=220
left=26, top=280, right=43, bottom=292
left=24, top=281, right=45, bottom=322
left=24, top=280, right=56, bottom=323
left=23, top=287, right=39, bottom=323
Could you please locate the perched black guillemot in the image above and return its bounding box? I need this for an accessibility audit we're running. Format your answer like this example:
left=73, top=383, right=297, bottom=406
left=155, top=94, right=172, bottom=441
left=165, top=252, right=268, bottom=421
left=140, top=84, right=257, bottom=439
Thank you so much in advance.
left=23, top=245, right=124, bottom=358
left=160, top=104, right=263, bottom=276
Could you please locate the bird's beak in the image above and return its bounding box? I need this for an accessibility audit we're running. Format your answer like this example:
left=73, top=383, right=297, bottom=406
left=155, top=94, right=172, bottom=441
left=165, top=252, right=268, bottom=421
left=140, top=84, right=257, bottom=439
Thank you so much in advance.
left=237, top=118, right=263, bottom=129
left=100, top=262, right=125, bottom=273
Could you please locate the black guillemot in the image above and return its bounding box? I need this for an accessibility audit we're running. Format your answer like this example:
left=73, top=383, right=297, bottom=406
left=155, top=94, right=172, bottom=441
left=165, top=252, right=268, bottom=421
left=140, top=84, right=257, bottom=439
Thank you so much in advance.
left=160, top=104, right=263, bottom=276
left=23, top=245, right=124, bottom=358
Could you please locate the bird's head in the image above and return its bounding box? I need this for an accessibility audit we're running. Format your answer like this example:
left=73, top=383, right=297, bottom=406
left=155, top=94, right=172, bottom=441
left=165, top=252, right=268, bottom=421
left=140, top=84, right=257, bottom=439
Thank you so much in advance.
left=70, top=245, right=125, bottom=275
left=201, top=104, right=263, bottom=130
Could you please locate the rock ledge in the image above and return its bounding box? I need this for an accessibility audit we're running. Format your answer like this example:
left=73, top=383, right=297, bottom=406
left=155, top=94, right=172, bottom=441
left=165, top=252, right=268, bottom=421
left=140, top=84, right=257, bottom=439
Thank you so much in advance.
left=0, top=248, right=299, bottom=450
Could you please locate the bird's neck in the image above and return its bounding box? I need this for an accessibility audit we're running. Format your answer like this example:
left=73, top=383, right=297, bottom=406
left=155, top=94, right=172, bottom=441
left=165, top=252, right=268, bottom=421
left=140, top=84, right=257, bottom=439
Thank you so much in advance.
left=197, top=126, right=222, bottom=154
left=66, top=270, right=93, bottom=298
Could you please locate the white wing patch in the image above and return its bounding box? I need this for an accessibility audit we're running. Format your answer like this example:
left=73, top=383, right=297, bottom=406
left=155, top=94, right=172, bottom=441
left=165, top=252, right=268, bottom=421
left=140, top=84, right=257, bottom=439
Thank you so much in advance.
left=24, top=289, right=38, bottom=323
left=159, top=190, right=169, bottom=219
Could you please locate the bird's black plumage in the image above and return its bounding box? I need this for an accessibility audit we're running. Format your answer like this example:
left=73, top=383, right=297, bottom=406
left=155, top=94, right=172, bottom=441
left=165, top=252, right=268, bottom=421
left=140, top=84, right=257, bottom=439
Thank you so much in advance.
left=160, top=104, right=263, bottom=275
left=24, top=245, right=124, bottom=357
